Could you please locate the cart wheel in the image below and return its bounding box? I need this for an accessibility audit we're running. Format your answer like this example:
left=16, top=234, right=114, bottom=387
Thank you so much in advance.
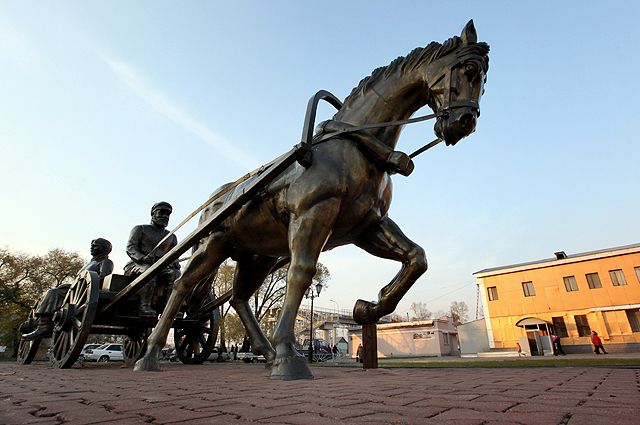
left=123, top=330, right=148, bottom=367
left=51, top=271, right=99, bottom=368
left=17, top=308, right=41, bottom=365
left=174, top=294, right=220, bottom=364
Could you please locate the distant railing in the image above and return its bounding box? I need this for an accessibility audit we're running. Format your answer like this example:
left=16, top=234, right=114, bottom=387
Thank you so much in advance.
left=298, top=304, right=392, bottom=324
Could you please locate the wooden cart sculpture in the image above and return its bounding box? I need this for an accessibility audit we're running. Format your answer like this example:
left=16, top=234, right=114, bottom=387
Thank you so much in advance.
left=17, top=269, right=231, bottom=368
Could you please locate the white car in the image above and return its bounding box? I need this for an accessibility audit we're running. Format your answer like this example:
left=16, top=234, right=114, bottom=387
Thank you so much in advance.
left=77, top=344, right=102, bottom=362
left=84, top=343, right=124, bottom=362
left=236, top=352, right=267, bottom=363
left=208, top=347, right=230, bottom=362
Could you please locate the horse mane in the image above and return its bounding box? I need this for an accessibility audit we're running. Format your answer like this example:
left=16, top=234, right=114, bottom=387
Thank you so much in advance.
left=340, top=36, right=489, bottom=109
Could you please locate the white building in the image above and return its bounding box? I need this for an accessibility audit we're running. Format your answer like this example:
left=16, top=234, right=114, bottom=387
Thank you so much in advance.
left=348, top=317, right=459, bottom=357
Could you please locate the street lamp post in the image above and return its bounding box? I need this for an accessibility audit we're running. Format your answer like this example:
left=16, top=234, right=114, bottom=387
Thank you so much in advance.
left=305, top=282, right=323, bottom=363
left=329, top=299, right=339, bottom=323
left=329, top=299, right=340, bottom=354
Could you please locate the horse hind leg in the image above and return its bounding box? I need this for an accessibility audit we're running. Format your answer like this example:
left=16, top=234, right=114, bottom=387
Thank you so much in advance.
left=134, top=233, right=229, bottom=372
left=229, top=255, right=279, bottom=364
left=353, top=216, right=427, bottom=324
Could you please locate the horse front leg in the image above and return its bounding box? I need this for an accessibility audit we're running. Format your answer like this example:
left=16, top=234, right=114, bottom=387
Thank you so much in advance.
left=353, top=216, right=427, bottom=324
left=270, top=199, right=341, bottom=380
left=134, top=235, right=228, bottom=371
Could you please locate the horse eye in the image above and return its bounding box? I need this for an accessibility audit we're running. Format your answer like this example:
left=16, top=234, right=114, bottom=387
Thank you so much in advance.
left=464, top=63, right=478, bottom=79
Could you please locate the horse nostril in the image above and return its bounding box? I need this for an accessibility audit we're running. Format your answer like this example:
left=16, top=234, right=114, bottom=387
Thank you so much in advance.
left=459, top=112, right=475, bottom=128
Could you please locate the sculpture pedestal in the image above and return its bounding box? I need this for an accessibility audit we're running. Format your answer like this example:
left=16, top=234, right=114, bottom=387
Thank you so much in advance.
left=362, top=323, right=378, bottom=369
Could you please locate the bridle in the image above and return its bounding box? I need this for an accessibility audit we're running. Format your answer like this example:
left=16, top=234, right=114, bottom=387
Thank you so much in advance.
left=307, top=51, right=487, bottom=159
left=426, top=50, right=486, bottom=118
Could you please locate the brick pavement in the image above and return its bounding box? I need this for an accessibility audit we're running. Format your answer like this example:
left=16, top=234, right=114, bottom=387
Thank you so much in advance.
left=1, top=361, right=639, bottom=425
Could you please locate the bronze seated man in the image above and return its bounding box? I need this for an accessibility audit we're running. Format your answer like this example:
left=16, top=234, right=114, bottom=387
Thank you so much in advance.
left=22, top=238, right=114, bottom=341
left=124, top=201, right=181, bottom=317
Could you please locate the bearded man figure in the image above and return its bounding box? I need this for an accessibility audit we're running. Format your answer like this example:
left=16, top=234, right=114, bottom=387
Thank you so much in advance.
left=124, top=202, right=181, bottom=317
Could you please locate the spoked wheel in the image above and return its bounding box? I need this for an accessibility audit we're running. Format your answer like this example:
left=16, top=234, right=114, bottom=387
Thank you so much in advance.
left=17, top=308, right=41, bottom=365
left=51, top=271, right=99, bottom=368
left=123, top=330, right=148, bottom=367
left=174, top=294, right=220, bottom=364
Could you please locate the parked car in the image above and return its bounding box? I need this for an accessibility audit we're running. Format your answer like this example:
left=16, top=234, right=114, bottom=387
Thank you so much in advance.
left=84, top=343, right=124, bottom=362
left=236, top=352, right=266, bottom=363
left=300, top=339, right=333, bottom=362
left=160, top=347, right=174, bottom=361
left=208, top=347, right=230, bottom=362
left=168, top=349, right=179, bottom=362
left=77, top=344, right=102, bottom=362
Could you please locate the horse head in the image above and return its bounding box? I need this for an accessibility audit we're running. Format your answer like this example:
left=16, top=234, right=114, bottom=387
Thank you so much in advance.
left=335, top=20, right=489, bottom=150
left=426, top=20, right=490, bottom=146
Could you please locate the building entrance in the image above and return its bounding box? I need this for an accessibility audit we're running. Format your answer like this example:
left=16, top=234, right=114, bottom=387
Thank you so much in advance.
left=516, top=317, right=553, bottom=356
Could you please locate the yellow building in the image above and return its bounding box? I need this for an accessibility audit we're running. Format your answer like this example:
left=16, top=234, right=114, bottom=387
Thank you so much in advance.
left=474, top=243, right=640, bottom=355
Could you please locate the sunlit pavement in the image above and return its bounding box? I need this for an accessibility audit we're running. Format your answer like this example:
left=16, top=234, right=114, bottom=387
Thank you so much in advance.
left=1, top=360, right=639, bottom=424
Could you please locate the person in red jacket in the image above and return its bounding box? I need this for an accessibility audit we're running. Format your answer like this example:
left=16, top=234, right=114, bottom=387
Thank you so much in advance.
left=591, top=331, right=608, bottom=354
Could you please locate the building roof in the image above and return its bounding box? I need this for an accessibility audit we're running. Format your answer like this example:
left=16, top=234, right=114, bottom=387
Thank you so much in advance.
left=473, top=242, right=640, bottom=278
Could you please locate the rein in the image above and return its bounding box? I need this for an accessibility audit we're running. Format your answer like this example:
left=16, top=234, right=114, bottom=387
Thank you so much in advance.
left=312, top=110, right=445, bottom=160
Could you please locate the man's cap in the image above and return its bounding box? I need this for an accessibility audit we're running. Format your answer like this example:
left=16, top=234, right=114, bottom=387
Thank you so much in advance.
left=151, top=201, right=173, bottom=214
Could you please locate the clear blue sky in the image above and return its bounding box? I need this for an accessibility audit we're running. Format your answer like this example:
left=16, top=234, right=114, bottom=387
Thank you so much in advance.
left=1, top=1, right=638, bottom=319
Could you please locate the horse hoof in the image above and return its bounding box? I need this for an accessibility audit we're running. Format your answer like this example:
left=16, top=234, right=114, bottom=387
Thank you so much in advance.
left=353, top=299, right=377, bottom=324
left=270, top=356, right=313, bottom=380
left=133, top=356, right=161, bottom=372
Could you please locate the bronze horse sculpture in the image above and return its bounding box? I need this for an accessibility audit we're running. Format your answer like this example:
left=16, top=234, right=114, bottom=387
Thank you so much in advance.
left=136, top=20, right=489, bottom=379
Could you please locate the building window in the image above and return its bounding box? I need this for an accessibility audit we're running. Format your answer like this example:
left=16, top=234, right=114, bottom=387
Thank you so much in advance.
left=487, top=286, right=498, bottom=301
left=627, top=309, right=640, bottom=333
left=585, top=273, right=602, bottom=289
left=443, top=333, right=450, bottom=345
left=574, top=315, right=591, bottom=337
left=609, top=269, right=627, bottom=286
left=522, top=281, right=536, bottom=297
left=552, top=316, right=568, bottom=338
left=563, top=276, right=579, bottom=292
left=635, top=267, right=640, bottom=283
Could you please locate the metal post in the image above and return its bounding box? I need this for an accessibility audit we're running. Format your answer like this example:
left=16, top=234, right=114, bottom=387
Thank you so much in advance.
left=362, top=323, right=378, bottom=369
left=308, top=295, right=314, bottom=363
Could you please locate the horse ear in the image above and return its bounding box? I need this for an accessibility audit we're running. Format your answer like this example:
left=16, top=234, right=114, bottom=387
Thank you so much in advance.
left=461, top=19, right=477, bottom=44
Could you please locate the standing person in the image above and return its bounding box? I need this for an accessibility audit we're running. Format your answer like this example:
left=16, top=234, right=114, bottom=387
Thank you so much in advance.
left=552, top=334, right=566, bottom=356
left=516, top=342, right=526, bottom=357
left=124, top=202, right=181, bottom=316
left=22, top=238, right=114, bottom=340
left=356, top=343, right=363, bottom=363
left=332, top=344, right=339, bottom=357
left=591, top=331, right=608, bottom=354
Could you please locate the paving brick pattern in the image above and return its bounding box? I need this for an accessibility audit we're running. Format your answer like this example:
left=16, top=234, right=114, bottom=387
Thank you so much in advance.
left=1, top=362, right=639, bottom=424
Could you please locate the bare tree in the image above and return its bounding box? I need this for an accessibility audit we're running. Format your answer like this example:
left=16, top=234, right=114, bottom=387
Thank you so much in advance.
left=450, top=300, right=469, bottom=326
left=254, top=262, right=330, bottom=327
left=409, top=301, right=432, bottom=320
left=213, top=260, right=331, bottom=350
left=389, top=313, right=405, bottom=322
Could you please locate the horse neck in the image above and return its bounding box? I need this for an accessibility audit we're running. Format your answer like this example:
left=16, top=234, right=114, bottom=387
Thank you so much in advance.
left=334, top=69, right=429, bottom=149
